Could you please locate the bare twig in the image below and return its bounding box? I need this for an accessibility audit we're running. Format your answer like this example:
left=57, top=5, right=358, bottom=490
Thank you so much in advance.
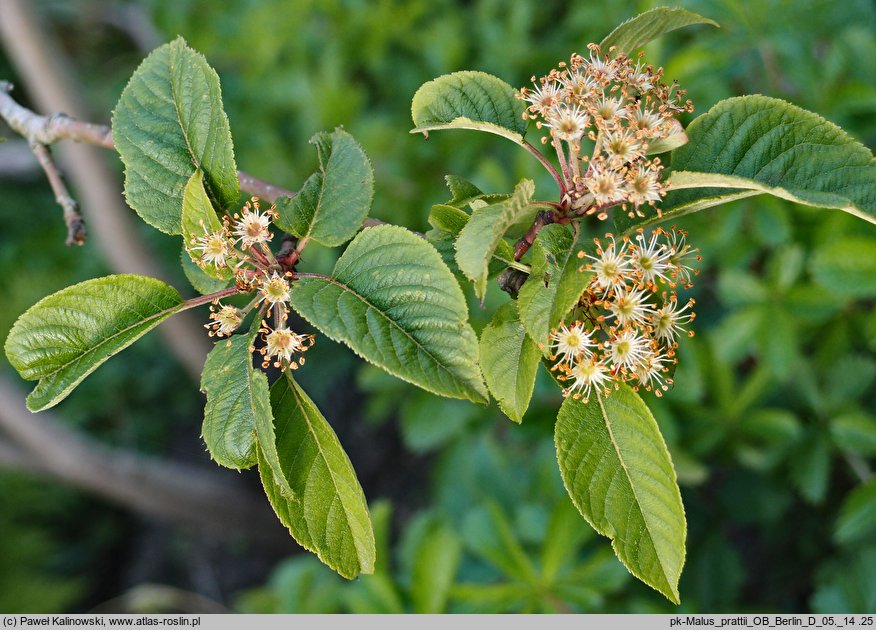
left=30, top=142, right=86, bottom=245
left=0, top=82, right=295, bottom=204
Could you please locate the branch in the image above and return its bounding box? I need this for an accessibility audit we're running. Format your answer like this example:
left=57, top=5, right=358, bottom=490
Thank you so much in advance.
left=30, top=142, right=86, bottom=245
left=0, top=82, right=295, bottom=204
left=0, top=375, right=285, bottom=541
left=0, top=0, right=210, bottom=380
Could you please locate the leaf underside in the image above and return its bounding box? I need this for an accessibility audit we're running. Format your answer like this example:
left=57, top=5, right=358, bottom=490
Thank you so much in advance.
left=555, top=385, right=686, bottom=603
left=4, top=275, right=184, bottom=411
left=410, top=71, right=527, bottom=144
left=289, top=225, right=488, bottom=404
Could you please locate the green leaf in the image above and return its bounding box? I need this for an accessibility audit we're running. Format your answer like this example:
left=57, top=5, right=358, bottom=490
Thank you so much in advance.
left=289, top=225, right=488, bottom=403
left=180, top=246, right=232, bottom=295
left=199, top=325, right=267, bottom=470
left=428, top=204, right=470, bottom=234
left=835, top=479, right=876, bottom=545
left=463, top=502, right=538, bottom=583
left=626, top=96, right=876, bottom=232
left=455, top=179, right=535, bottom=299
left=555, top=385, right=686, bottom=603
left=479, top=303, right=540, bottom=423
left=112, top=37, right=239, bottom=234
left=181, top=170, right=234, bottom=281
left=831, top=412, right=876, bottom=456
left=403, top=515, right=462, bottom=613
left=517, top=224, right=591, bottom=348
left=274, top=128, right=374, bottom=247
left=258, top=373, right=375, bottom=579
left=411, top=71, right=527, bottom=144
left=427, top=205, right=517, bottom=278
left=811, top=238, right=876, bottom=298
left=600, top=7, right=718, bottom=54
left=5, top=275, right=184, bottom=411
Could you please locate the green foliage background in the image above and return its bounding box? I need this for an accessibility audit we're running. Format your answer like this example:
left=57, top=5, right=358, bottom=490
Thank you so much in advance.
left=1, top=0, right=875, bottom=613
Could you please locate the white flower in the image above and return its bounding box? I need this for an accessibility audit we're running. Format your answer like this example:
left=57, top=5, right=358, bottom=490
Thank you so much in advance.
left=627, top=105, right=665, bottom=137
left=631, top=230, right=673, bottom=285
left=562, top=69, right=598, bottom=100
left=633, top=353, right=672, bottom=393
left=605, top=286, right=654, bottom=327
left=524, top=80, right=562, bottom=114
left=192, top=229, right=232, bottom=268
left=259, top=272, right=290, bottom=307
left=233, top=206, right=273, bottom=248
left=603, top=128, right=642, bottom=165
left=545, top=104, right=589, bottom=142
left=628, top=62, right=655, bottom=93
left=665, top=229, right=700, bottom=287
left=265, top=327, right=310, bottom=365
left=591, top=95, right=627, bottom=128
left=587, top=236, right=632, bottom=295
left=626, top=163, right=663, bottom=209
left=608, top=329, right=652, bottom=372
left=564, top=359, right=611, bottom=400
left=584, top=52, right=617, bottom=83
left=584, top=166, right=626, bottom=206
left=550, top=322, right=594, bottom=366
left=651, top=296, right=695, bottom=343
left=209, top=304, right=243, bottom=337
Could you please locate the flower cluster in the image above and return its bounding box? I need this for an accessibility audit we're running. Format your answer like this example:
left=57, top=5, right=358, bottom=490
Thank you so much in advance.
left=187, top=197, right=314, bottom=371
left=549, top=227, right=700, bottom=401
left=518, top=45, right=693, bottom=220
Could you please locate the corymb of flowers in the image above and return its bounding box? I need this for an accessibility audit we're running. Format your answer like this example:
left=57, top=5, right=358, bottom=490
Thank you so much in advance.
left=518, top=44, right=693, bottom=219
left=519, top=46, right=700, bottom=401
left=186, top=197, right=315, bottom=371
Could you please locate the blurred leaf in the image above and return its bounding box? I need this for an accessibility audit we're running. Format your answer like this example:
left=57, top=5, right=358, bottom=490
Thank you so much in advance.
left=463, top=502, right=538, bottom=584
left=200, top=325, right=264, bottom=470
left=812, top=547, right=876, bottom=613
left=627, top=96, right=876, bottom=232
left=275, top=128, right=374, bottom=247
left=113, top=37, right=239, bottom=234
left=290, top=225, right=488, bottom=403
left=554, top=386, right=686, bottom=604
left=540, top=500, right=590, bottom=582
left=5, top=275, right=184, bottom=412
left=344, top=574, right=405, bottom=614
left=835, top=479, right=876, bottom=545
left=831, top=411, right=876, bottom=456
left=262, top=556, right=345, bottom=613
left=681, top=535, right=744, bottom=612
left=455, top=179, right=535, bottom=299
left=260, top=373, right=375, bottom=579
left=600, top=7, right=719, bottom=55
left=825, top=355, right=876, bottom=408
left=399, top=395, right=475, bottom=453
left=403, top=514, right=462, bottom=613
left=479, top=302, right=541, bottom=423
left=411, top=71, right=527, bottom=144
left=811, top=237, right=876, bottom=298
left=517, top=224, right=592, bottom=348
left=789, top=432, right=832, bottom=505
